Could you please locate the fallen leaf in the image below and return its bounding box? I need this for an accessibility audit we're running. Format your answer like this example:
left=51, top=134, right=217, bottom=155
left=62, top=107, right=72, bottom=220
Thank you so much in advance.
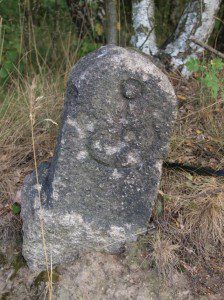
left=177, top=94, right=187, bottom=101
left=196, top=129, right=203, bottom=135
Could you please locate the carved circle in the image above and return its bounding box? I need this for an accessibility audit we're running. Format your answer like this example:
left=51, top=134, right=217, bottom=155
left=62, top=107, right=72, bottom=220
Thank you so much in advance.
left=122, top=78, right=142, bottom=99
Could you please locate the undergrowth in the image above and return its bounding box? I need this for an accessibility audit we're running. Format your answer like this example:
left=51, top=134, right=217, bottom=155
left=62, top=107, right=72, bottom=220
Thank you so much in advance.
left=169, top=61, right=224, bottom=169
left=1, top=60, right=224, bottom=296
left=148, top=63, right=224, bottom=295
left=0, top=2, right=101, bottom=298
left=0, top=1, right=101, bottom=203
left=0, top=2, right=224, bottom=296
left=119, top=58, right=224, bottom=295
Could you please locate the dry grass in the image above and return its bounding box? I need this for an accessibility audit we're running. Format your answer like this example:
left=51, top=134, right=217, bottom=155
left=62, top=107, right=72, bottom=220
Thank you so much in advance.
left=145, top=73, right=224, bottom=292
left=149, top=170, right=224, bottom=294
left=1, top=32, right=224, bottom=295
left=168, top=76, right=224, bottom=169
left=149, top=231, right=179, bottom=277
left=0, top=73, right=64, bottom=202
left=0, top=6, right=100, bottom=299
left=159, top=172, right=224, bottom=254
left=168, top=74, right=224, bottom=258
left=0, top=71, right=65, bottom=300
left=28, top=78, right=54, bottom=298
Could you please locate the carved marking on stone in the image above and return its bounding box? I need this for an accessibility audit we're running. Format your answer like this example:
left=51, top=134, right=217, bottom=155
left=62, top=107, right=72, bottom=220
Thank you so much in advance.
left=85, top=78, right=157, bottom=168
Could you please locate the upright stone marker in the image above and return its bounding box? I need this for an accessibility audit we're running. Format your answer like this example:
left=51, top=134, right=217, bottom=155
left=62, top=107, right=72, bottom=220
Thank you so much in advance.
left=21, top=45, right=176, bottom=270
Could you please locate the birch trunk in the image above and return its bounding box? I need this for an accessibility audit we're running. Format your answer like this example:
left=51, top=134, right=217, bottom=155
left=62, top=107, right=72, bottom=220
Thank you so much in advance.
left=131, top=0, right=158, bottom=55
left=162, top=0, right=222, bottom=76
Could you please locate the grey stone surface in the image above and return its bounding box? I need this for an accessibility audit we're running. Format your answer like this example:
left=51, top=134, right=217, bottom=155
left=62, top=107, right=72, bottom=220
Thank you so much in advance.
left=21, top=45, right=176, bottom=270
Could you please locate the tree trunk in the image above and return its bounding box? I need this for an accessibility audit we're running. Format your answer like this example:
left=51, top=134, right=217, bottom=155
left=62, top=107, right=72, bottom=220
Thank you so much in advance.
left=106, top=0, right=118, bottom=44
left=132, top=0, right=222, bottom=76
left=131, top=0, right=158, bottom=55
left=162, top=0, right=222, bottom=76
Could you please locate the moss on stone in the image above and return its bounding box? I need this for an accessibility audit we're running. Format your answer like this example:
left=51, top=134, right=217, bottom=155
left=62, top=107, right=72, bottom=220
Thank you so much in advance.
left=33, top=269, right=59, bottom=287
left=12, top=253, right=26, bottom=273
left=0, top=292, right=10, bottom=300
left=0, top=251, right=7, bottom=266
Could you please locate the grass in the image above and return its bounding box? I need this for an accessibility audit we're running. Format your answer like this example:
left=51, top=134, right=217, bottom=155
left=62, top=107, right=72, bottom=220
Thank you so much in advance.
left=158, top=172, right=224, bottom=253
left=150, top=172, right=224, bottom=294
left=0, top=9, right=82, bottom=297
left=0, top=72, right=63, bottom=203
left=145, top=72, right=224, bottom=294
left=169, top=72, right=224, bottom=169
left=1, top=13, right=224, bottom=296
left=1, top=70, right=223, bottom=296
left=28, top=78, right=53, bottom=298
left=150, top=231, right=179, bottom=278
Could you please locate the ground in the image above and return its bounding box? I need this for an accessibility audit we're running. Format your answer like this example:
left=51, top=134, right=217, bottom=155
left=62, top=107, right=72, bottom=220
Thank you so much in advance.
left=0, top=226, right=223, bottom=299
left=0, top=67, right=224, bottom=299
left=0, top=228, right=218, bottom=300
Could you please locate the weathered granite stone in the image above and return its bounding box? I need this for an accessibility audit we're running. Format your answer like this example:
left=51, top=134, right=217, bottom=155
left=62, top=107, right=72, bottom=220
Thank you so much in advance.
left=21, top=45, right=176, bottom=270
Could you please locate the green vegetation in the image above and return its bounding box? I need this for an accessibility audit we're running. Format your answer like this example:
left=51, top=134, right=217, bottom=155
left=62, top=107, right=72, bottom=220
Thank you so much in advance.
left=12, top=253, right=26, bottom=273
left=12, top=202, right=21, bottom=215
left=154, top=0, right=187, bottom=46
left=0, top=251, right=7, bottom=266
left=0, top=0, right=101, bottom=87
left=0, top=0, right=224, bottom=297
left=33, top=269, right=59, bottom=287
left=187, top=57, right=224, bottom=100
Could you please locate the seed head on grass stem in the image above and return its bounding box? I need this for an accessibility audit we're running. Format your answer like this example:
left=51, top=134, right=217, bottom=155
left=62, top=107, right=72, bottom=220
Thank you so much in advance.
left=28, top=78, right=53, bottom=299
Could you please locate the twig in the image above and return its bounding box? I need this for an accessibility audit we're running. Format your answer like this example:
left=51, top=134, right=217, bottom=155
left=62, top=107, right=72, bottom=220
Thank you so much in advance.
left=190, top=38, right=224, bottom=60
left=139, top=26, right=155, bottom=51
left=180, top=98, right=224, bottom=120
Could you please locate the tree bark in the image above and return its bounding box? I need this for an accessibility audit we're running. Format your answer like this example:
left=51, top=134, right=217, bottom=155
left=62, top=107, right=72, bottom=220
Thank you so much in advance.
left=161, top=0, right=222, bottom=76
left=106, top=0, right=118, bottom=44
left=131, top=0, right=222, bottom=77
left=131, top=0, right=158, bottom=55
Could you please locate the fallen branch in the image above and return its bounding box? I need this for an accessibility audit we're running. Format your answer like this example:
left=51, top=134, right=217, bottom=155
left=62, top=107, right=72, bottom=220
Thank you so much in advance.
left=190, top=37, right=224, bottom=60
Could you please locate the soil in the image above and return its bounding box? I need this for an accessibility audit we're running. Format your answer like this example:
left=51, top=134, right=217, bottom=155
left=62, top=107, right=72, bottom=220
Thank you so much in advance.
left=0, top=214, right=223, bottom=300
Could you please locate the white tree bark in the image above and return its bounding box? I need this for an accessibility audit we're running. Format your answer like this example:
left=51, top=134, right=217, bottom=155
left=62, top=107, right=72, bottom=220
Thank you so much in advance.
left=163, top=0, right=222, bottom=76
left=131, top=0, right=158, bottom=55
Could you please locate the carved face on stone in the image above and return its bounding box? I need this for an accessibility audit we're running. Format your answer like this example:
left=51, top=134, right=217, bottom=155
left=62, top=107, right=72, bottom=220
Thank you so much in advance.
left=71, top=58, right=170, bottom=168
left=88, top=78, right=155, bottom=168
